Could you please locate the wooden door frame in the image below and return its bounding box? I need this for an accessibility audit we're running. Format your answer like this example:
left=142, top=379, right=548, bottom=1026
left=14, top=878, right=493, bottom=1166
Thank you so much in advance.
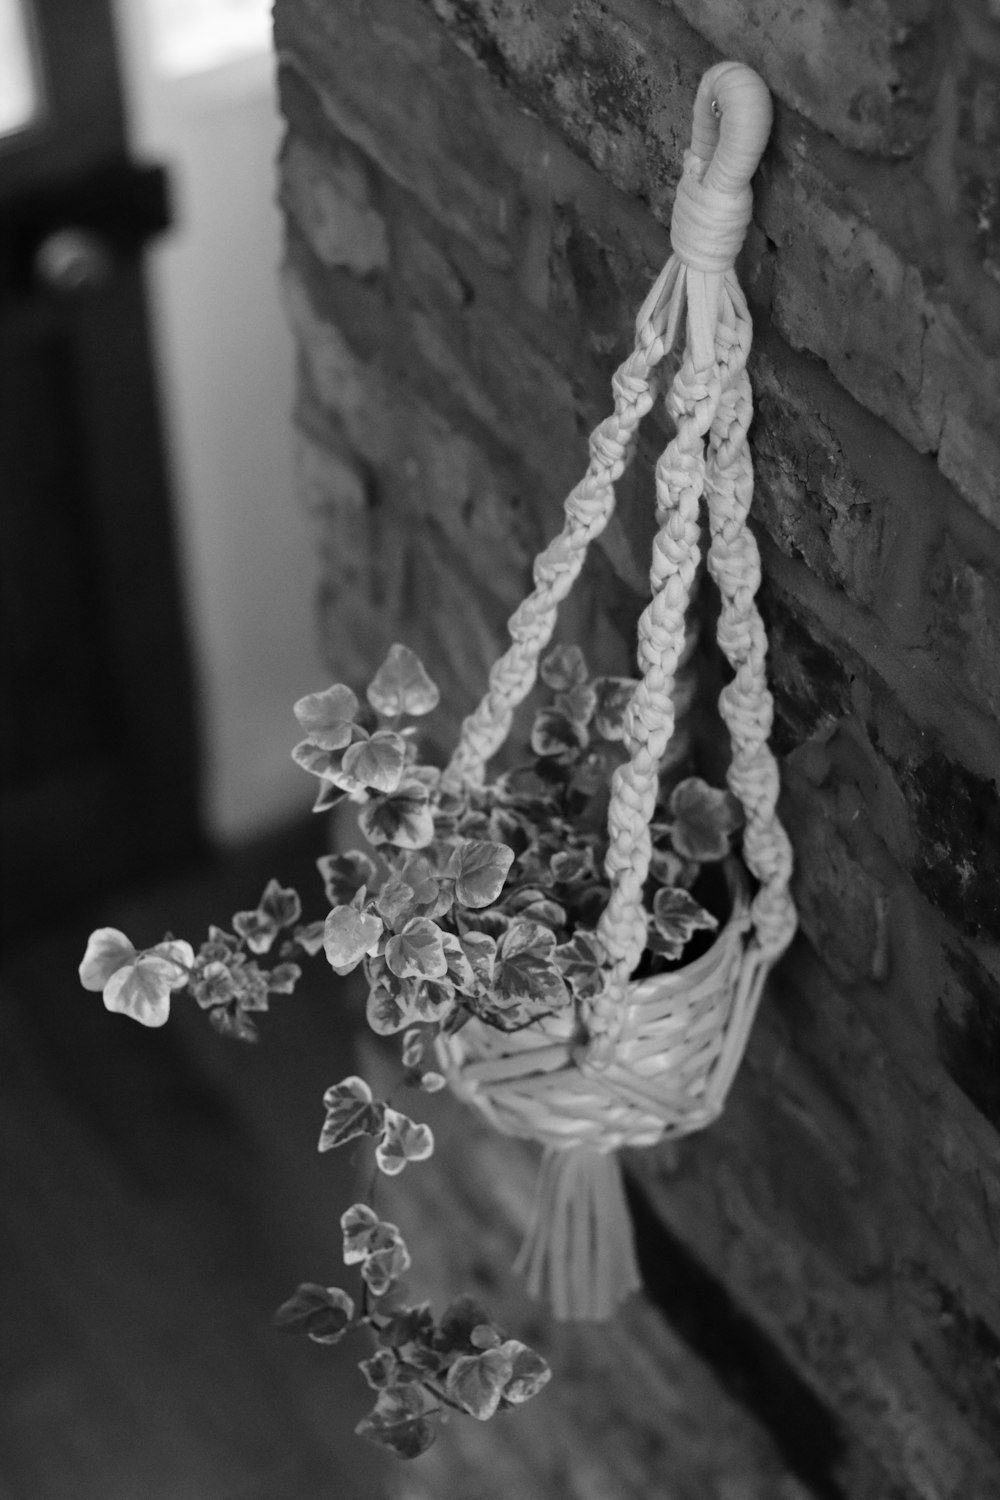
left=1, top=0, right=204, bottom=943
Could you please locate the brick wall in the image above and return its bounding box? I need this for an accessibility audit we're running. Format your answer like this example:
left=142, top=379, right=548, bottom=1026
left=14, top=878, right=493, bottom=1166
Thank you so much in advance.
left=273, top=1, right=1000, bottom=1494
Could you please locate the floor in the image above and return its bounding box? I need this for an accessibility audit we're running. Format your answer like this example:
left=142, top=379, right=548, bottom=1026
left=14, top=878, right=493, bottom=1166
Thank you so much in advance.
left=0, top=821, right=396, bottom=1500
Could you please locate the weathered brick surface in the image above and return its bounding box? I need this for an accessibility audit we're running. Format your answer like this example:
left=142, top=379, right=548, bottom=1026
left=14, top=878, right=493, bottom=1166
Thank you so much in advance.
left=414, top=0, right=1000, bottom=524
left=275, top=0, right=1000, bottom=1492
left=672, top=0, right=943, bottom=156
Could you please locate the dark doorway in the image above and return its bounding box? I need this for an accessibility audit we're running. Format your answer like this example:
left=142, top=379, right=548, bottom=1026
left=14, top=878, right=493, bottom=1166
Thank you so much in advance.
left=0, top=0, right=203, bottom=944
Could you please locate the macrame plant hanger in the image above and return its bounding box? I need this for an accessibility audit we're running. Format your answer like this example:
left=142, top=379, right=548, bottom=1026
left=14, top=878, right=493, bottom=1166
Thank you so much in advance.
left=439, top=62, right=796, bottom=1320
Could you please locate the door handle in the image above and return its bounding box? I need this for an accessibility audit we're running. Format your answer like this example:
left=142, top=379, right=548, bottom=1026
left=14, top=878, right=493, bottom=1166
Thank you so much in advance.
left=0, top=159, right=171, bottom=300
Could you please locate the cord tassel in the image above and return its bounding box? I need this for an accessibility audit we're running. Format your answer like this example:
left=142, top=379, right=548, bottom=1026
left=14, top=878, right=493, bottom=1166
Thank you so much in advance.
left=514, top=1146, right=641, bottom=1320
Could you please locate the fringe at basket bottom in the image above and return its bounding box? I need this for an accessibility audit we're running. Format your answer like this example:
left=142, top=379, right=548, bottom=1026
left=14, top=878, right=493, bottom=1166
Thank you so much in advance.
left=514, top=1145, right=642, bottom=1321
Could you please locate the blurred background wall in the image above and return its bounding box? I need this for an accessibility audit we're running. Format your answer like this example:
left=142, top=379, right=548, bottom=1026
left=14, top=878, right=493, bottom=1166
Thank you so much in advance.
left=112, top=0, right=321, bottom=843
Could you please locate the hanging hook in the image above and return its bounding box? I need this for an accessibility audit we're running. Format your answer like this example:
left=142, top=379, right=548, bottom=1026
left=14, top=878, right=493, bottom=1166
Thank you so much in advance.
left=689, top=61, right=772, bottom=195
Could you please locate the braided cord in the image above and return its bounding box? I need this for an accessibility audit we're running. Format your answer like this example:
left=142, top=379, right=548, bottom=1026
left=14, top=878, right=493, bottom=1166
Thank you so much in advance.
left=592, top=342, right=720, bottom=1012
left=704, top=281, right=796, bottom=958
left=444, top=335, right=666, bottom=789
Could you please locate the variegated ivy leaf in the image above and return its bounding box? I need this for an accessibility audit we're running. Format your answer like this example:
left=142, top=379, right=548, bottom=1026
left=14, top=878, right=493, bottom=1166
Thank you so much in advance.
left=359, top=1348, right=397, bottom=1390
left=553, top=931, right=606, bottom=1000
left=592, top=676, right=639, bottom=741
left=100, top=940, right=196, bottom=1028
left=397, top=854, right=444, bottom=912
left=539, top=643, right=588, bottom=692
left=273, top=1282, right=356, bottom=1344
left=506, top=888, right=567, bottom=928
left=439, top=932, right=475, bottom=991
left=361, top=1235, right=413, bottom=1297
left=359, top=783, right=436, bottom=850
left=191, top=960, right=235, bottom=1009
left=668, top=777, right=743, bottom=862
left=415, top=977, right=457, bottom=1022
left=454, top=906, right=509, bottom=943
left=317, top=850, right=377, bottom=907
left=209, top=1005, right=259, bottom=1043
left=291, top=738, right=366, bottom=797
left=257, top=876, right=301, bottom=924
left=401, top=1027, right=426, bottom=1068
left=530, top=707, right=587, bottom=759
left=375, top=1107, right=434, bottom=1175
left=81, top=930, right=193, bottom=1026
left=366, top=975, right=417, bottom=1036
left=647, top=835, right=695, bottom=888
left=549, top=847, right=595, bottom=884
left=266, top=962, right=302, bottom=995
left=340, top=1202, right=380, bottom=1262
left=494, top=919, right=569, bottom=1013
left=650, top=886, right=718, bottom=960
left=79, top=927, right=141, bottom=992
left=339, top=1204, right=412, bottom=1294
left=436, top=1294, right=496, bottom=1353
left=200, top=925, right=240, bottom=963
left=318, top=1076, right=386, bottom=1151
left=420, top=1070, right=446, bottom=1092
left=292, top=920, right=326, bottom=956
left=293, top=683, right=359, bottom=749
left=500, top=1341, right=552, bottom=1404
left=232, top=879, right=302, bottom=955
left=449, top=839, right=515, bottom=909
left=554, top=680, right=598, bottom=728
left=355, top=1384, right=438, bottom=1459
left=341, top=729, right=407, bottom=794
left=323, top=905, right=383, bottom=975
left=311, top=777, right=348, bottom=813
left=377, top=972, right=455, bottom=1033
left=376, top=1300, right=435, bottom=1354
left=366, top=643, right=440, bottom=719
left=488, top=803, right=527, bottom=849
left=445, top=1348, right=516, bottom=1421
left=570, top=748, right=613, bottom=797
left=458, top=931, right=497, bottom=990
left=384, top=917, right=447, bottom=981
left=375, top=876, right=417, bottom=929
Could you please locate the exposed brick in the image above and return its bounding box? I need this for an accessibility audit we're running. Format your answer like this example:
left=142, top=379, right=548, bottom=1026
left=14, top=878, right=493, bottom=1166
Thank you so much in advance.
left=420, top=0, right=1000, bottom=527
left=275, top=0, right=522, bottom=271
left=925, top=533, right=1000, bottom=722
left=279, top=136, right=389, bottom=274
left=755, top=584, right=853, bottom=757
left=672, top=0, right=943, bottom=156
left=751, top=350, right=887, bottom=609
left=420, top=0, right=707, bottom=225
left=936, top=942, right=1000, bottom=1131
left=764, top=580, right=1000, bottom=945
left=629, top=936, right=1000, bottom=1497
left=780, top=765, right=892, bottom=989
left=879, top=740, right=1000, bottom=944
left=955, top=41, right=1000, bottom=285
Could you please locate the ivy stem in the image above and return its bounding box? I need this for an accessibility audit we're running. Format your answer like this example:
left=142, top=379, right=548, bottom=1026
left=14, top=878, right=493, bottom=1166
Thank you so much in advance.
left=421, top=1380, right=465, bottom=1415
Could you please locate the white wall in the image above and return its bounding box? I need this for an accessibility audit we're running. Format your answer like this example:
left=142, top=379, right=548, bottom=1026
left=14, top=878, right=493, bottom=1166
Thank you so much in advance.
left=112, top=8, right=322, bottom=843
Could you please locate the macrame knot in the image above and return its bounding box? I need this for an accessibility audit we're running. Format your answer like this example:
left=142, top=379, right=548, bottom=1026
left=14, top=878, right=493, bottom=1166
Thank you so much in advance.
left=669, top=152, right=753, bottom=276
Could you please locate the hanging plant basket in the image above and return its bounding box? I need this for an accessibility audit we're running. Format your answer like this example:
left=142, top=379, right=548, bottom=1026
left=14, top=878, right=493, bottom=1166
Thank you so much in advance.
left=79, top=59, right=796, bottom=1458
left=424, top=60, right=797, bottom=1317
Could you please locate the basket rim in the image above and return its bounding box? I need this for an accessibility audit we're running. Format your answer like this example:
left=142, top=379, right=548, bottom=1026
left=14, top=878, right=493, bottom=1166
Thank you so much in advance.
left=625, top=854, right=753, bottom=999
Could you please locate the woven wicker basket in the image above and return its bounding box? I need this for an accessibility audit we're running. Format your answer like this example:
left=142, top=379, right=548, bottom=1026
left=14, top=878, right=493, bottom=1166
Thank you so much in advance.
left=436, top=61, right=796, bottom=1320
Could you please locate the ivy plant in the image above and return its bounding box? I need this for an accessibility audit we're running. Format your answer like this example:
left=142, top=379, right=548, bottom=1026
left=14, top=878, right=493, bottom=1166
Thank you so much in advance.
left=79, top=642, right=743, bottom=1457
